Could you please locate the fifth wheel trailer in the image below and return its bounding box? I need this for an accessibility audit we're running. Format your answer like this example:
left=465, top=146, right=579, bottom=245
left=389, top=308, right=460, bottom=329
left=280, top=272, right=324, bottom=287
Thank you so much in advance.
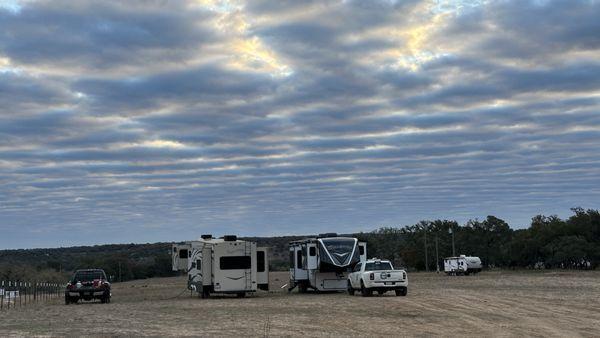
left=289, top=234, right=367, bottom=292
left=444, top=255, right=482, bottom=275
left=172, top=235, right=269, bottom=298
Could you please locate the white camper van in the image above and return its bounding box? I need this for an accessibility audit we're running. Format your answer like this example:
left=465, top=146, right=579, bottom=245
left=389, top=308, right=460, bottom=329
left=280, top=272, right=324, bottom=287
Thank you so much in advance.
left=444, top=255, right=482, bottom=275
left=172, top=235, right=269, bottom=298
left=289, top=234, right=367, bottom=292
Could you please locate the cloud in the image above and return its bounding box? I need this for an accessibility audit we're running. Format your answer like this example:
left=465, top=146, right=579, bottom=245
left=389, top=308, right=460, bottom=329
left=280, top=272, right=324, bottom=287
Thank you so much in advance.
left=0, top=0, right=599, bottom=248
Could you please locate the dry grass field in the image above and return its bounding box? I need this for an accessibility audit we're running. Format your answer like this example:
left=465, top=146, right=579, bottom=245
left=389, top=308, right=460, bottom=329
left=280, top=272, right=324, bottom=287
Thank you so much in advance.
left=1, top=270, right=599, bottom=337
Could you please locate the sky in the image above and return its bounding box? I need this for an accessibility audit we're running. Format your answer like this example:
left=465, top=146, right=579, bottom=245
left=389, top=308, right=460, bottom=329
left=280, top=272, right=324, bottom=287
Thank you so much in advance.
left=0, top=0, right=599, bottom=249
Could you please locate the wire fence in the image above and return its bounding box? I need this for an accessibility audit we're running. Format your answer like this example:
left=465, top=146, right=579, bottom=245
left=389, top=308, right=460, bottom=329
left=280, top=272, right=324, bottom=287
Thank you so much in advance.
left=0, top=280, right=62, bottom=311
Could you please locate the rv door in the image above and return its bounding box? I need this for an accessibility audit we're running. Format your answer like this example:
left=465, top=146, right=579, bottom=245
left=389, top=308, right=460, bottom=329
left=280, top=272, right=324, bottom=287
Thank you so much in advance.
left=306, top=243, right=317, bottom=270
left=358, top=242, right=367, bottom=262
left=257, top=247, right=269, bottom=291
left=172, top=243, right=192, bottom=271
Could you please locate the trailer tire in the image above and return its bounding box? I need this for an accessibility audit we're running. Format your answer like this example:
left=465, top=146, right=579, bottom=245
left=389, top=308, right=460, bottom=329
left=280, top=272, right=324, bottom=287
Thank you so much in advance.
left=360, top=280, right=372, bottom=297
left=347, top=281, right=355, bottom=295
left=65, top=294, right=70, bottom=305
left=298, top=283, right=307, bottom=294
left=236, top=292, right=246, bottom=298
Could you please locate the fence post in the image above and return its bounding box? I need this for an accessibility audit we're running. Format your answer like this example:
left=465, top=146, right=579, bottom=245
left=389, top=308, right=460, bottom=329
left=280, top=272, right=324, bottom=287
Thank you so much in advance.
left=1, top=280, right=4, bottom=310
left=7, top=281, right=10, bottom=310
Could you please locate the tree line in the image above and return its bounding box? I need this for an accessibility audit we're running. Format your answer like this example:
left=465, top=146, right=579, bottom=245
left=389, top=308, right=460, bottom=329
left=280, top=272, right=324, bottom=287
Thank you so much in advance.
left=357, top=208, right=599, bottom=271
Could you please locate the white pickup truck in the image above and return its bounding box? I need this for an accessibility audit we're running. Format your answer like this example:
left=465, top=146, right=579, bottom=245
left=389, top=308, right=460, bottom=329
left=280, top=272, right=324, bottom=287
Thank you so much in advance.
left=347, top=259, right=408, bottom=297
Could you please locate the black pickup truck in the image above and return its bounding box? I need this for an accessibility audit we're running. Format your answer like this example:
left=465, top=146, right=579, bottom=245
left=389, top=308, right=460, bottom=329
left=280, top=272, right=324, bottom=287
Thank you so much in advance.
left=65, top=269, right=111, bottom=304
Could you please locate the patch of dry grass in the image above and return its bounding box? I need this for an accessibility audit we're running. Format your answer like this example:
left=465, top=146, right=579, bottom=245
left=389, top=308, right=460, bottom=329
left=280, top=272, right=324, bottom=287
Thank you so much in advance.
left=1, top=270, right=599, bottom=337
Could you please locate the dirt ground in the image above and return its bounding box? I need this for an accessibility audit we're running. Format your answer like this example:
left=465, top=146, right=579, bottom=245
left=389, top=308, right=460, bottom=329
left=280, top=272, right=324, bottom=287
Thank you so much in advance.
left=1, top=270, right=599, bottom=337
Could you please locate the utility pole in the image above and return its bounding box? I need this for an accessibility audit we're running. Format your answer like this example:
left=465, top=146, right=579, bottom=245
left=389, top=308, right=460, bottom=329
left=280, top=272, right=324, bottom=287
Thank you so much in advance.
left=435, top=234, right=440, bottom=273
left=449, top=225, right=456, bottom=257
left=424, top=226, right=429, bottom=272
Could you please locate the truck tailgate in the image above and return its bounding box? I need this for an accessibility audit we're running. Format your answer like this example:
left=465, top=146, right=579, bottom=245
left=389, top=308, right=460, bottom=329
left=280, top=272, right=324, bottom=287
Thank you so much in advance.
left=373, top=270, right=405, bottom=282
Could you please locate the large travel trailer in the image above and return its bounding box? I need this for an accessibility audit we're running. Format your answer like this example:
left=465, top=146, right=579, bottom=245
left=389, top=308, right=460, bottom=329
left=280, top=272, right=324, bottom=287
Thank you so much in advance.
left=172, top=235, right=269, bottom=298
left=289, top=234, right=367, bottom=292
left=444, top=255, right=482, bottom=275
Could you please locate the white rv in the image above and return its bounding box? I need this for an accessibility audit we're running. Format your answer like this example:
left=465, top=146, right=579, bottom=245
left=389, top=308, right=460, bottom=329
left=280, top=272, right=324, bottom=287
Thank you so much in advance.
left=444, top=255, right=482, bottom=275
left=172, top=235, right=269, bottom=298
left=289, top=234, right=367, bottom=292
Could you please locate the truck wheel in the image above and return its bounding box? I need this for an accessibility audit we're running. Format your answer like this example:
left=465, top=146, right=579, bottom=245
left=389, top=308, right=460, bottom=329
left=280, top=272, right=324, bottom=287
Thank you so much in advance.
left=395, top=288, right=407, bottom=296
left=347, top=281, right=355, bottom=295
left=360, top=281, right=372, bottom=297
left=65, top=295, right=70, bottom=305
left=377, top=291, right=384, bottom=295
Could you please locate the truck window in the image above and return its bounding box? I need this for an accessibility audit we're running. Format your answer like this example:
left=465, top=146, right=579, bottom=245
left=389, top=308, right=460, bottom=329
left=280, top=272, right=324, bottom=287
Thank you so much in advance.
left=220, top=256, right=251, bottom=270
left=73, top=270, right=105, bottom=282
left=257, top=251, right=265, bottom=272
left=364, top=262, right=393, bottom=271
left=353, top=263, right=362, bottom=272
left=359, top=245, right=365, bottom=255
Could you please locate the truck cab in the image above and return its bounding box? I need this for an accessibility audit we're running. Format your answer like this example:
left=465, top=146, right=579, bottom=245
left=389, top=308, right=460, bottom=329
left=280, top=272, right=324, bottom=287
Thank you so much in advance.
left=347, top=258, right=408, bottom=297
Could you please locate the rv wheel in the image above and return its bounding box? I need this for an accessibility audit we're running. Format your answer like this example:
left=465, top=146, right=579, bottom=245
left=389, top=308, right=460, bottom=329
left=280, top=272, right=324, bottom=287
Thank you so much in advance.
left=298, top=283, right=307, bottom=293
left=236, top=292, right=246, bottom=298
left=347, top=281, right=355, bottom=296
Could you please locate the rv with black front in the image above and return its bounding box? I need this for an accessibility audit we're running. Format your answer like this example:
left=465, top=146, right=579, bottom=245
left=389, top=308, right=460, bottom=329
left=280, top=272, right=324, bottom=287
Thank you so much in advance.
left=172, top=235, right=269, bottom=298
left=289, top=234, right=367, bottom=292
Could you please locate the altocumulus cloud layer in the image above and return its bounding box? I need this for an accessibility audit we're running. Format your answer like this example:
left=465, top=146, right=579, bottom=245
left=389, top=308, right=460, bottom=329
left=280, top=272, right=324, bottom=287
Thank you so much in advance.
left=1, top=0, right=599, bottom=248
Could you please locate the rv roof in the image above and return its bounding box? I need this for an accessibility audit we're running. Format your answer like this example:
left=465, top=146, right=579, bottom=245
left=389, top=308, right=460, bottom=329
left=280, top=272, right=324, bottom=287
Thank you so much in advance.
left=289, top=236, right=356, bottom=244
left=194, top=237, right=247, bottom=244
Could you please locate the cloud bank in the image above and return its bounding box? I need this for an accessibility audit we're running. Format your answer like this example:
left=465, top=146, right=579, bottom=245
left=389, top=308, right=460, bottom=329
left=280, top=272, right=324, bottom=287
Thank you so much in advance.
left=1, top=0, right=599, bottom=248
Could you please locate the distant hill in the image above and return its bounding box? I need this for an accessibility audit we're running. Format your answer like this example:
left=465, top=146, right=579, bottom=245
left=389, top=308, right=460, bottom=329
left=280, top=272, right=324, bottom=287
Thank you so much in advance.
left=0, top=235, right=311, bottom=282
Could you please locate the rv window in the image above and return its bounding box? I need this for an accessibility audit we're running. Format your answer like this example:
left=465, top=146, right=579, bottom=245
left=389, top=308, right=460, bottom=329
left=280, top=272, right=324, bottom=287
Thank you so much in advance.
left=257, top=251, right=265, bottom=272
left=359, top=245, right=365, bottom=256
left=179, top=249, right=188, bottom=259
left=220, top=256, right=251, bottom=270
left=309, top=246, right=316, bottom=256
left=196, top=260, right=201, bottom=271
left=296, top=250, right=302, bottom=268
left=191, top=262, right=196, bottom=269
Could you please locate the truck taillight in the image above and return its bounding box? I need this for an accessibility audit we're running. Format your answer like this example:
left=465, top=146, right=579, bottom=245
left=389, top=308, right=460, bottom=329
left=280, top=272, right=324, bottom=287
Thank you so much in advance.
left=67, top=283, right=74, bottom=290
left=403, top=272, right=406, bottom=279
left=370, top=273, right=374, bottom=280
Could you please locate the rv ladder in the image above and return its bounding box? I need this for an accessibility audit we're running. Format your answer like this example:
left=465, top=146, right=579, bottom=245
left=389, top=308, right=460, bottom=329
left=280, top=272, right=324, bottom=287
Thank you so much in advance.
left=244, top=241, right=252, bottom=290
